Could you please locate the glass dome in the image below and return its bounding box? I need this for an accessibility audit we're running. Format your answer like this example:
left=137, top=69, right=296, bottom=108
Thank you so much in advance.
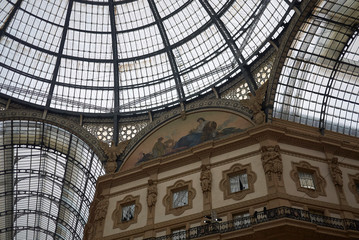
left=0, top=0, right=295, bottom=115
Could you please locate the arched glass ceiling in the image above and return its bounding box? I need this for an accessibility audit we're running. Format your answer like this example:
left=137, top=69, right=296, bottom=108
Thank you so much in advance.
left=0, top=120, right=105, bottom=239
left=0, top=0, right=296, bottom=114
left=273, top=0, right=359, bottom=137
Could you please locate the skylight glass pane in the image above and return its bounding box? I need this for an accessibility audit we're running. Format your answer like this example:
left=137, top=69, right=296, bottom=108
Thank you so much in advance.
left=163, top=1, right=209, bottom=44
left=274, top=1, right=359, bottom=137
left=0, top=120, right=105, bottom=240
left=115, top=0, right=155, bottom=31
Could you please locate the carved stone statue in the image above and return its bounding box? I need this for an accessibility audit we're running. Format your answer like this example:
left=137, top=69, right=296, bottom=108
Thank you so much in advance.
left=261, top=145, right=282, bottom=181
left=147, top=179, right=158, bottom=209
left=99, top=140, right=129, bottom=173
left=240, top=81, right=268, bottom=125
left=200, top=165, right=212, bottom=194
left=329, top=157, right=343, bottom=188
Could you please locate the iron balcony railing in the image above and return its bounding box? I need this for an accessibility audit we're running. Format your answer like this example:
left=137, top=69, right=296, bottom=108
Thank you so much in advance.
left=145, top=206, right=359, bottom=240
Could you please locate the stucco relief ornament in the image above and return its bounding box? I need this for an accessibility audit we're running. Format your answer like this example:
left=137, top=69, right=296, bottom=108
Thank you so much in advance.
left=329, top=157, right=343, bottom=188
left=85, top=195, right=109, bottom=240
left=99, top=140, right=129, bottom=173
left=200, top=165, right=212, bottom=195
left=240, top=81, right=268, bottom=125
left=261, top=145, right=283, bottom=181
left=147, top=179, right=158, bottom=209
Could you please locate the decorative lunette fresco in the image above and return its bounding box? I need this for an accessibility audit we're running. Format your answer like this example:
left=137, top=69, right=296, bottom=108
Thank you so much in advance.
left=121, top=110, right=254, bottom=170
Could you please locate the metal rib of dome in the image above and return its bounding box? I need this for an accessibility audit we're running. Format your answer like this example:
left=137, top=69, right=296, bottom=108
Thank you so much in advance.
left=0, top=0, right=296, bottom=115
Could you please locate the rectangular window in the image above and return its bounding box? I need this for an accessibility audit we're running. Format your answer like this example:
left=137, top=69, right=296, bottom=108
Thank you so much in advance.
left=229, top=173, right=248, bottom=193
left=298, top=171, right=315, bottom=189
left=172, top=189, right=188, bottom=208
left=121, top=204, right=135, bottom=222
left=233, top=212, right=250, bottom=229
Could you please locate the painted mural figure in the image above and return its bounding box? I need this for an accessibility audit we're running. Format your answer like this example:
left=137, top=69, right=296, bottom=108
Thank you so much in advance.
left=152, top=137, right=166, bottom=158
left=133, top=112, right=251, bottom=168
left=173, top=118, right=217, bottom=150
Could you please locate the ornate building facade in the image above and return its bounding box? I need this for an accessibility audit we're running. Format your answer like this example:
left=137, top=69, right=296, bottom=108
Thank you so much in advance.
left=0, top=0, right=358, bottom=239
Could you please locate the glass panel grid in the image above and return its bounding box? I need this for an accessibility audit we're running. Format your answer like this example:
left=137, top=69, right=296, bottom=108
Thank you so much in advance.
left=0, top=120, right=105, bottom=240
left=163, top=1, right=210, bottom=44
left=273, top=1, right=359, bottom=137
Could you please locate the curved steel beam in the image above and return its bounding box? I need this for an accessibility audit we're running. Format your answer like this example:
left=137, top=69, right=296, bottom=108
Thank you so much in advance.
left=148, top=0, right=186, bottom=102
left=109, top=0, right=120, bottom=144
left=199, top=0, right=258, bottom=94
left=45, top=0, right=74, bottom=108
left=319, top=29, right=358, bottom=135
left=0, top=0, right=23, bottom=38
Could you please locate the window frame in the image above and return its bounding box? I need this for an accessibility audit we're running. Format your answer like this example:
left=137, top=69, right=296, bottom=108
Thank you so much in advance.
left=163, top=180, right=196, bottom=216
left=220, top=163, right=256, bottom=200
left=112, top=195, right=142, bottom=230
left=290, top=161, right=326, bottom=198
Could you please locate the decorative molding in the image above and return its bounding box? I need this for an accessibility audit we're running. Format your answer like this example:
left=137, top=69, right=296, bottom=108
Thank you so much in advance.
left=84, top=194, right=109, bottom=240
left=328, top=157, right=343, bottom=188
left=348, top=173, right=359, bottom=203
left=220, top=163, right=257, bottom=201
left=147, top=179, right=158, bottom=210
left=0, top=109, right=106, bottom=161
left=99, top=140, right=129, bottom=174
left=163, top=180, right=196, bottom=216
left=261, top=145, right=283, bottom=181
left=122, top=99, right=253, bottom=161
left=200, top=165, right=212, bottom=195
left=290, top=161, right=326, bottom=198
left=112, top=195, right=142, bottom=230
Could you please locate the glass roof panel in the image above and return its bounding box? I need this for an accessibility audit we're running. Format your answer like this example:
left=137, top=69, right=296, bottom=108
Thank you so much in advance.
left=273, top=0, right=359, bottom=137
left=0, top=0, right=14, bottom=29
left=0, top=0, right=295, bottom=114
left=0, top=120, right=105, bottom=240
left=163, top=1, right=210, bottom=44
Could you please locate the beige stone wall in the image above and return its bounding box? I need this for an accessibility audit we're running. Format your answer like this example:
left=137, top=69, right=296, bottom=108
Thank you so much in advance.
left=87, top=121, right=359, bottom=240
left=104, top=187, right=148, bottom=237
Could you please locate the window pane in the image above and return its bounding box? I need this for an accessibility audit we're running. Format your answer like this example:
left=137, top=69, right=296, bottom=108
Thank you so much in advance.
left=172, top=189, right=188, bottom=208
left=298, top=171, right=315, bottom=189
left=230, top=173, right=248, bottom=193
left=122, top=204, right=135, bottom=222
